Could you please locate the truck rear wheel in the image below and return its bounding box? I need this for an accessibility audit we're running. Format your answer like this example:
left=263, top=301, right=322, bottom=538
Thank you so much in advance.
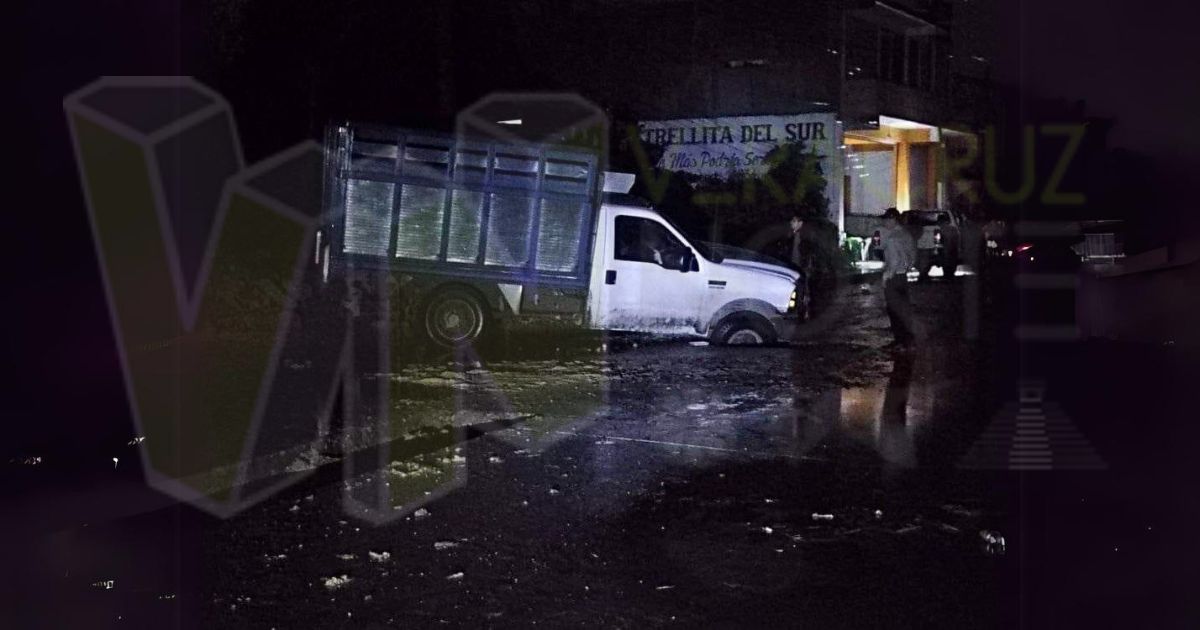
left=711, top=314, right=776, bottom=346
left=423, top=288, right=487, bottom=347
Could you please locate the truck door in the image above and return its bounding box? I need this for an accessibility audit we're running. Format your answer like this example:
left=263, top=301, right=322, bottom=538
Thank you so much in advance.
left=595, top=212, right=704, bottom=333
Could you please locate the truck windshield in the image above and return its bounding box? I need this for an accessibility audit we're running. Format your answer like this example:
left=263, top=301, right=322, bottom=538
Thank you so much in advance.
left=603, top=193, right=722, bottom=262
left=655, top=213, right=722, bottom=262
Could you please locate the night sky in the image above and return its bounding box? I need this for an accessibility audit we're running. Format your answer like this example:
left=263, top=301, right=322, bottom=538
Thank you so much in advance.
left=994, top=0, right=1200, bottom=179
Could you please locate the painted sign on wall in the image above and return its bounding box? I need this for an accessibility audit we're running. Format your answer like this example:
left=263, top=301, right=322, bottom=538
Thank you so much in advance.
left=638, top=113, right=840, bottom=178
left=638, top=113, right=844, bottom=227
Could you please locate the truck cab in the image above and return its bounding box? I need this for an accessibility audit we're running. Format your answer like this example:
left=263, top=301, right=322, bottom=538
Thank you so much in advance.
left=589, top=198, right=799, bottom=344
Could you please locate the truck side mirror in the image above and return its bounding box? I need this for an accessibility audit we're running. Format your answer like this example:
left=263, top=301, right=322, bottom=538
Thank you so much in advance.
left=679, top=250, right=695, bottom=272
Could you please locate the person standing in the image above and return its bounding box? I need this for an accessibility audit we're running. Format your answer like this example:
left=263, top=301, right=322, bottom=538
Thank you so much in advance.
left=936, top=213, right=961, bottom=278
left=880, top=208, right=917, bottom=347
left=789, top=211, right=839, bottom=320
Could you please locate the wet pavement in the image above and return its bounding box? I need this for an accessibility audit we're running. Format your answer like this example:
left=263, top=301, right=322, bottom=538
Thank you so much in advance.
left=4, top=276, right=1197, bottom=628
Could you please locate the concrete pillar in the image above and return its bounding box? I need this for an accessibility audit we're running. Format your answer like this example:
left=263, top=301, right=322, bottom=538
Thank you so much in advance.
left=895, top=141, right=911, bottom=211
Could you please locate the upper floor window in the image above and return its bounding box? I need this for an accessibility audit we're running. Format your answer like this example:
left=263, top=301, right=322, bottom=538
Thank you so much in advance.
left=880, top=29, right=905, bottom=84
left=847, top=18, right=946, bottom=94
left=880, top=28, right=938, bottom=91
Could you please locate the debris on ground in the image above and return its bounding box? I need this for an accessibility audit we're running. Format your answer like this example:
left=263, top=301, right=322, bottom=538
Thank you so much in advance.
left=413, top=508, right=430, bottom=519
left=445, top=572, right=464, bottom=581
left=322, top=575, right=352, bottom=590
left=980, top=530, right=1007, bottom=555
left=941, top=504, right=982, bottom=518
left=433, top=541, right=459, bottom=551
left=284, top=449, right=337, bottom=473
left=811, top=513, right=835, bottom=521
left=935, top=522, right=961, bottom=534
left=368, top=551, right=391, bottom=563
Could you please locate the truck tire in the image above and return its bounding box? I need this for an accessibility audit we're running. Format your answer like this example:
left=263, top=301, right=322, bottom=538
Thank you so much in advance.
left=423, top=288, right=487, bottom=347
left=711, top=314, right=776, bottom=346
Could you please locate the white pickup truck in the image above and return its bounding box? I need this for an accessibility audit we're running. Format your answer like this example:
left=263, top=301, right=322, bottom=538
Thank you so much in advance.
left=319, top=124, right=799, bottom=347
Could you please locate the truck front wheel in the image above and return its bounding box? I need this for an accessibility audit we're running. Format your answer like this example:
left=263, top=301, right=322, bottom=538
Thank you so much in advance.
left=423, top=288, right=487, bottom=347
left=711, top=314, right=776, bottom=346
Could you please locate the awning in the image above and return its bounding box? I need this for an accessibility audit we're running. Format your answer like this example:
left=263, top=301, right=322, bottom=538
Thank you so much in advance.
left=850, top=1, right=944, bottom=37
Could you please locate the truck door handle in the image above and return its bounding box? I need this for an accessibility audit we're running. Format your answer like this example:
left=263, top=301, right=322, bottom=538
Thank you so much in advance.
left=605, top=270, right=617, bottom=285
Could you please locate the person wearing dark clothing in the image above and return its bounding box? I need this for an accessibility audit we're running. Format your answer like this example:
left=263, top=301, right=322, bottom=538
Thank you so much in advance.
left=789, top=212, right=839, bottom=320
left=936, top=213, right=960, bottom=278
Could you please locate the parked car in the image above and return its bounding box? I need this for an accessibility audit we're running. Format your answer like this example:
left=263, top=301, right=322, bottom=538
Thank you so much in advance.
left=904, top=210, right=962, bottom=279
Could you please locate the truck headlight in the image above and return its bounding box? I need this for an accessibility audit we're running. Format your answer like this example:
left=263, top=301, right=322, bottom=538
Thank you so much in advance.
left=787, top=289, right=797, bottom=312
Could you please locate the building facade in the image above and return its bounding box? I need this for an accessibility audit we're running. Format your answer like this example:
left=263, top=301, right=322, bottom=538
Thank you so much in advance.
left=550, top=0, right=991, bottom=238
